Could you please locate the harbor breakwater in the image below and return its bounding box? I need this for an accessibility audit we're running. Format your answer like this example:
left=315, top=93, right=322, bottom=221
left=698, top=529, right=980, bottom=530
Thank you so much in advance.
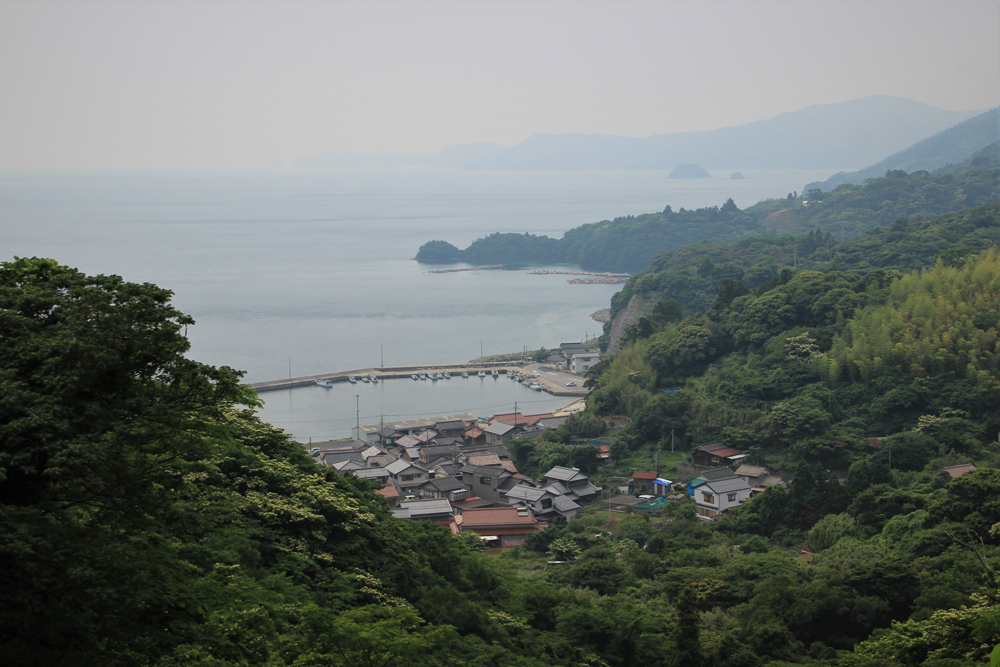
left=249, top=363, right=591, bottom=397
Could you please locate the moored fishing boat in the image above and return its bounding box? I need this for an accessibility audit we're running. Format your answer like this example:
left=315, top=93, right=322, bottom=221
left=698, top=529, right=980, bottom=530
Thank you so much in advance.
left=348, top=376, right=357, bottom=384
left=315, top=379, right=334, bottom=388
left=462, top=372, right=469, bottom=378
left=411, top=374, right=418, bottom=380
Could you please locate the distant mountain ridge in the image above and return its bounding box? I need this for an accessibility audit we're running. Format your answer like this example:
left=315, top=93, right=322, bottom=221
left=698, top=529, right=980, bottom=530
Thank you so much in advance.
left=296, top=96, right=983, bottom=171
left=804, top=107, right=1000, bottom=192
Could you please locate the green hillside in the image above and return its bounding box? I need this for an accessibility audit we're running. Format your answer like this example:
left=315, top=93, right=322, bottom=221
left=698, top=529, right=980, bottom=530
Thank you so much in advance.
left=2, top=255, right=999, bottom=665
left=608, top=200, right=1000, bottom=324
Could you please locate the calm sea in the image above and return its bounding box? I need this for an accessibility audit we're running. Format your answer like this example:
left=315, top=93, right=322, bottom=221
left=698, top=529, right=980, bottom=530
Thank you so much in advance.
left=0, top=167, right=834, bottom=439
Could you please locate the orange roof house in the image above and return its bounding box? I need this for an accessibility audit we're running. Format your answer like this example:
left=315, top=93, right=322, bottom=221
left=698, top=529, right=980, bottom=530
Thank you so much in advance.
left=493, top=412, right=555, bottom=427
left=630, top=471, right=657, bottom=494
left=375, top=484, right=400, bottom=507
left=452, top=507, right=542, bottom=548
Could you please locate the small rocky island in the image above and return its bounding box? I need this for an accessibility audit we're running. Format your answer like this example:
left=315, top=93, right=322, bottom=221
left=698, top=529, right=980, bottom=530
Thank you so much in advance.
left=667, top=163, right=711, bottom=179
left=730, top=171, right=746, bottom=180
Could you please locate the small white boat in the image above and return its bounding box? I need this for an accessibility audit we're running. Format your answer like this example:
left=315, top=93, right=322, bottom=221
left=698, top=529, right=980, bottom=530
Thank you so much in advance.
left=478, top=371, right=485, bottom=377
left=371, top=375, right=378, bottom=383
left=315, top=379, right=334, bottom=388
left=491, top=369, right=498, bottom=378
left=444, top=372, right=451, bottom=379
left=348, top=376, right=357, bottom=384
left=411, top=374, right=418, bottom=380
left=462, top=372, right=469, bottom=378
left=419, top=373, right=427, bottom=380
left=530, top=383, right=541, bottom=391
left=361, top=376, right=370, bottom=383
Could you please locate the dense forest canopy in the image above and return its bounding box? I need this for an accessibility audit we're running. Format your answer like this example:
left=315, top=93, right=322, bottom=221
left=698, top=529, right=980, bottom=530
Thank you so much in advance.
left=5, top=239, right=1000, bottom=666
left=607, top=200, right=1000, bottom=324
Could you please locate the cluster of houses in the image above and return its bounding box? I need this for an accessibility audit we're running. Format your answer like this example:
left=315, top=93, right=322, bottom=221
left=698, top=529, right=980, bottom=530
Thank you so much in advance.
left=626, top=442, right=789, bottom=521
left=313, top=411, right=602, bottom=547
left=326, top=412, right=975, bottom=539
left=543, top=342, right=602, bottom=374
left=317, top=412, right=985, bottom=538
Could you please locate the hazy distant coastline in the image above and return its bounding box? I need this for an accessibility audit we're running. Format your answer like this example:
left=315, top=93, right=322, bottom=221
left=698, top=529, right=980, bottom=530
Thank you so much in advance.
left=293, top=96, right=982, bottom=172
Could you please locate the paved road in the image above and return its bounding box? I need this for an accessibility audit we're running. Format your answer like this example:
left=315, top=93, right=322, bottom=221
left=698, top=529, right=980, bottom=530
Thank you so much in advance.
left=521, top=363, right=590, bottom=396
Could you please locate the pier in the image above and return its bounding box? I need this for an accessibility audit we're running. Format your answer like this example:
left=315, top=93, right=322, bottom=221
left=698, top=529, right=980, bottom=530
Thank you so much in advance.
left=428, top=264, right=504, bottom=273
left=567, top=277, right=630, bottom=284
left=528, top=270, right=630, bottom=277
left=248, top=361, right=590, bottom=397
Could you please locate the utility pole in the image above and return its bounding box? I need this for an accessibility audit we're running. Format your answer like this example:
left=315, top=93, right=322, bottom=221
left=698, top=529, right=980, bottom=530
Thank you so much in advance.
left=380, top=413, right=384, bottom=446
left=355, top=395, right=360, bottom=435
left=671, top=429, right=675, bottom=453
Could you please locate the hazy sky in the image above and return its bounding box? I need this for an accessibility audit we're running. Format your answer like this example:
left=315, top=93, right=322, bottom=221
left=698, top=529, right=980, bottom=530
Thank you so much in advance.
left=1, top=0, right=997, bottom=170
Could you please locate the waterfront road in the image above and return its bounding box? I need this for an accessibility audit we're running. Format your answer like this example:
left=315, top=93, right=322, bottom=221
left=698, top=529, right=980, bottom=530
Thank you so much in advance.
left=520, top=363, right=591, bottom=396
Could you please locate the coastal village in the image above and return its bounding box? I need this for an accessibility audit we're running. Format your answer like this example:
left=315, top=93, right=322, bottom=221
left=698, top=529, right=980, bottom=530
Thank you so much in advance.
left=307, top=341, right=796, bottom=546
left=315, top=408, right=983, bottom=548
left=309, top=340, right=986, bottom=548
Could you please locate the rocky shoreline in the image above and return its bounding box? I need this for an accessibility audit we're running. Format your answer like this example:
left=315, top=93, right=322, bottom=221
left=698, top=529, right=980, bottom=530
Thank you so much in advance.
left=590, top=307, right=611, bottom=323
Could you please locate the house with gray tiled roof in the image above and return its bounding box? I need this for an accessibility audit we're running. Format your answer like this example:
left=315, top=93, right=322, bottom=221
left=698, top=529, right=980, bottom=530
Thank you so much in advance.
left=385, top=459, right=430, bottom=493
left=419, top=475, right=469, bottom=503
left=350, top=466, right=391, bottom=485
left=504, top=483, right=580, bottom=520
left=735, top=464, right=769, bottom=486
left=418, top=443, right=461, bottom=463
left=694, top=476, right=751, bottom=520
left=484, top=421, right=518, bottom=447
left=460, top=464, right=519, bottom=503
left=542, top=466, right=601, bottom=502
left=392, top=498, right=454, bottom=522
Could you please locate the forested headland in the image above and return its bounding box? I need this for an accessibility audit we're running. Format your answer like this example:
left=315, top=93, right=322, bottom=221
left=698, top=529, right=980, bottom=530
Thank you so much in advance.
left=415, top=143, right=999, bottom=273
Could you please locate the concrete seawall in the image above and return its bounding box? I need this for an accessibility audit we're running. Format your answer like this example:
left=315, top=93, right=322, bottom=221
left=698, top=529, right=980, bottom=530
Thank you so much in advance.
left=248, top=361, right=589, bottom=397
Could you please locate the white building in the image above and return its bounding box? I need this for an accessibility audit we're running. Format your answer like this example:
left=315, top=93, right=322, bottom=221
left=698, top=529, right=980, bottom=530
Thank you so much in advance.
left=694, top=476, right=752, bottom=520
left=570, top=351, right=600, bottom=374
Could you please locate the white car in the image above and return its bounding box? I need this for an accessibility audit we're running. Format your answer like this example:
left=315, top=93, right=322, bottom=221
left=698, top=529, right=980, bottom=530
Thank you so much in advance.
left=566, top=381, right=577, bottom=386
